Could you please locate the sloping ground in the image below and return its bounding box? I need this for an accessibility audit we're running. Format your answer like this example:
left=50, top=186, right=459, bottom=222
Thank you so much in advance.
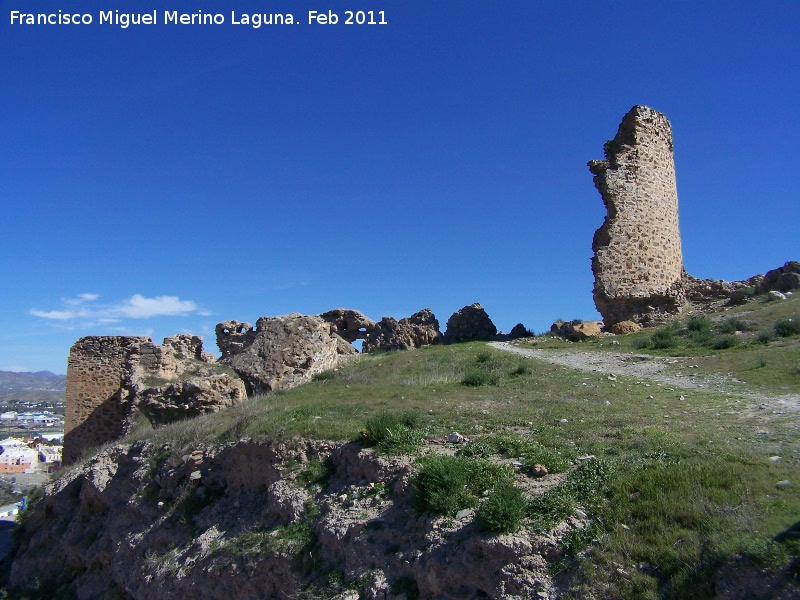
left=4, top=295, right=800, bottom=599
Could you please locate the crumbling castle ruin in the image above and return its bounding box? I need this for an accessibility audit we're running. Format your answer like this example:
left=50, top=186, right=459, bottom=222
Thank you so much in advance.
left=63, top=335, right=246, bottom=464
left=64, top=305, right=505, bottom=461
left=588, top=105, right=687, bottom=326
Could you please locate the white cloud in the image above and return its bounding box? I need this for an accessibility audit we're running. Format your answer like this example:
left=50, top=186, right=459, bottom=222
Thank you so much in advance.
left=1, top=365, right=29, bottom=372
left=116, top=295, right=198, bottom=319
left=30, top=293, right=204, bottom=322
left=29, top=309, right=83, bottom=320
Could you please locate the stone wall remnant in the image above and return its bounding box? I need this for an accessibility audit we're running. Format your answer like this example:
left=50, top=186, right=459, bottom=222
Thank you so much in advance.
left=64, top=335, right=244, bottom=464
left=64, top=336, right=148, bottom=465
left=443, top=303, right=497, bottom=343
left=588, top=105, right=686, bottom=326
left=362, top=308, right=443, bottom=353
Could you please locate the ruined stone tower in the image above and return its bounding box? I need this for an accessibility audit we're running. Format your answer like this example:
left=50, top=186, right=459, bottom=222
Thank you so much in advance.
left=63, top=336, right=149, bottom=465
left=588, top=105, right=686, bottom=326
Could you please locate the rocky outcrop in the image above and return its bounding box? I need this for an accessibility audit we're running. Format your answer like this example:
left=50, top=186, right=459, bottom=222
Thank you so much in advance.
left=610, top=320, right=642, bottom=335
left=7, top=439, right=569, bottom=600
left=589, top=106, right=686, bottom=327
left=218, top=313, right=355, bottom=395
left=362, top=308, right=443, bottom=353
left=443, top=303, right=497, bottom=343
left=758, top=261, right=800, bottom=294
left=508, top=323, right=531, bottom=339
left=64, top=335, right=244, bottom=464
left=318, top=309, right=377, bottom=343
left=551, top=320, right=603, bottom=340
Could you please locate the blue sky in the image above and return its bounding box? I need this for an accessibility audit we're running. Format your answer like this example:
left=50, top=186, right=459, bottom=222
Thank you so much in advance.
left=2, top=1, right=798, bottom=374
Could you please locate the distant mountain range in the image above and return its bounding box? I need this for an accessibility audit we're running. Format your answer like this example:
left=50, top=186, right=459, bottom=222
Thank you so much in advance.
left=0, top=370, right=66, bottom=392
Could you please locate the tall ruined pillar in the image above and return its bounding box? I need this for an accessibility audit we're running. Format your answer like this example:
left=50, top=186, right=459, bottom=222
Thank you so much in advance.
left=63, top=336, right=148, bottom=465
left=588, top=105, right=686, bottom=326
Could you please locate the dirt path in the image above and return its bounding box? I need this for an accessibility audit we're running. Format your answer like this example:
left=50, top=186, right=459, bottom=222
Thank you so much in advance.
left=489, top=341, right=800, bottom=414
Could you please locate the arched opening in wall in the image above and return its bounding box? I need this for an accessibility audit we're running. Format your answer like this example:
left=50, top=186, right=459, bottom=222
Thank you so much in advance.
left=351, top=339, right=363, bottom=353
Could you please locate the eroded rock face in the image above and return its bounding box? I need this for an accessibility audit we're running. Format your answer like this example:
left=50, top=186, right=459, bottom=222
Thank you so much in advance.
left=138, top=370, right=247, bottom=426
left=318, top=309, right=377, bottom=343
left=589, top=106, right=686, bottom=327
left=8, top=439, right=569, bottom=600
left=362, top=308, right=443, bottom=353
left=219, top=313, right=354, bottom=395
left=443, top=303, right=497, bottom=343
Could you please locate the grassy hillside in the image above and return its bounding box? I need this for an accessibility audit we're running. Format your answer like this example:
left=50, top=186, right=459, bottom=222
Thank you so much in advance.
left=116, top=295, right=800, bottom=598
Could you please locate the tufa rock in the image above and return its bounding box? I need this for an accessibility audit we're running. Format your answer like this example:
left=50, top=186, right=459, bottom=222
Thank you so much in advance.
left=444, top=303, right=497, bottom=343
left=362, top=308, right=443, bottom=353
left=138, top=369, right=247, bottom=426
left=552, top=320, right=603, bottom=340
left=215, top=320, right=255, bottom=359
left=318, top=308, right=377, bottom=343
left=610, top=320, right=642, bottom=335
left=218, top=313, right=355, bottom=395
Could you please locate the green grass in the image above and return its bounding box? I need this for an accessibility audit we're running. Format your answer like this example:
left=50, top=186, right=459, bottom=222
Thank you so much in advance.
left=362, top=411, right=426, bottom=454
left=457, top=431, right=572, bottom=474
left=412, top=454, right=510, bottom=517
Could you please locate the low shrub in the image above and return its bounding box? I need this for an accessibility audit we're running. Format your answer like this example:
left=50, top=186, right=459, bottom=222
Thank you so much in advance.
left=456, top=433, right=571, bottom=474
left=719, top=317, right=754, bottom=334
left=477, top=479, right=528, bottom=534
left=686, top=315, right=711, bottom=333
left=650, top=327, right=678, bottom=350
left=476, top=351, right=493, bottom=363
left=461, top=369, right=498, bottom=386
left=510, top=363, right=529, bottom=376
left=757, top=330, right=776, bottom=344
left=413, top=455, right=509, bottom=516
left=297, top=458, right=333, bottom=488
left=311, top=370, right=335, bottom=382
left=711, top=335, right=739, bottom=350
left=775, top=317, right=800, bottom=338
left=528, top=459, right=612, bottom=533
left=363, top=411, right=425, bottom=454
left=690, top=329, right=712, bottom=344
